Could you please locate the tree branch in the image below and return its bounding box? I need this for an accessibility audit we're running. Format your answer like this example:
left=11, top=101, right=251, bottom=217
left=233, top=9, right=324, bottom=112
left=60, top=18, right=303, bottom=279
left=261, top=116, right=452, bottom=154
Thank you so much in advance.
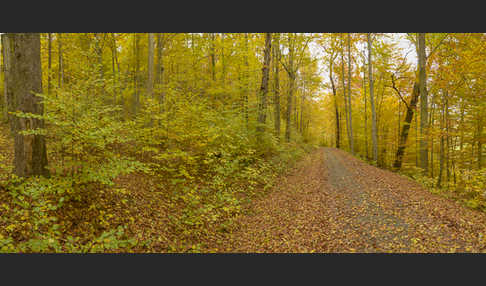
left=389, top=74, right=410, bottom=109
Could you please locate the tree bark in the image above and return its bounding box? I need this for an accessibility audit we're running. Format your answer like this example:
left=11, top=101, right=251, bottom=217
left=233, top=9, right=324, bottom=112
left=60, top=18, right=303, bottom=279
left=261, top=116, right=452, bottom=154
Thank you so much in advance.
left=47, top=33, right=52, bottom=95
left=2, top=34, right=10, bottom=122
left=6, top=33, right=49, bottom=177
left=418, top=33, right=429, bottom=175
left=210, top=33, right=216, bottom=82
left=285, top=34, right=295, bottom=143
left=147, top=33, right=155, bottom=99
left=243, top=33, right=249, bottom=131
left=347, top=33, right=354, bottom=154
left=341, top=35, right=350, bottom=150
left=132, top=34, right=140, bottom=116
left=329, top=56, right=340, bottom=149
left=58, top=33, right=63, bottom=89
left=273, top=33, right=281, bottom=140
left=363, top=52, right=368, bottom=158
left=367, top=33, right=378, bottom=163
left=393, top=83, right=420, bottom=170
left=221, top=33, right=226, bottom=87
left=437, top=97, right=445, bottom=188
left=257, top=33, right=272, bottom=136
left=478, top=110, right=483, bottom=170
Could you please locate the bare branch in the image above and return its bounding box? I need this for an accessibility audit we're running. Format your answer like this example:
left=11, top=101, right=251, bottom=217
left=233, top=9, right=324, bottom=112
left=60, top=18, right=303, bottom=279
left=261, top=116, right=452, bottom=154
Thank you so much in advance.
left=389, top=74, right=410, bottom=109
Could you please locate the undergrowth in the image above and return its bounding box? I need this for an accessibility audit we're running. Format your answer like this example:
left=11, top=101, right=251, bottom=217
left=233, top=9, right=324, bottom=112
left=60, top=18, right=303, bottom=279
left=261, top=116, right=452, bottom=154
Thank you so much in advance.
left=0, top=77, right=315, bottom=253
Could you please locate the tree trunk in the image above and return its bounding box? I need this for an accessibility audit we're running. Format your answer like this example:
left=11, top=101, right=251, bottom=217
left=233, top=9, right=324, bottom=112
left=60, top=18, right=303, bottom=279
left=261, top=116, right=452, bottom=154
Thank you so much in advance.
left=300, top=70, right=305, bottom=134
left=363, top=52, right=368, bottom=159
left=257, top=33, right=272, bottom=136
left=478, top=110, right=483, bottom=170
left=393, top=83, right=420, bottom=170
left=58, top=33, right=63, bottom=89
left=347, top=33, right=354, bottom=154
left=147, top=33, right=155, bottom=99
left=445, top=94, right=450, bottom=183
left=429, top=101, right=435, bottom=178
left=273, top=33, right=281, bottom=140
left=155, top=34, right=165, bottom=113
left=2, top=34, right=10, bottom=122
left=243, top=33, right=249, bottom=131
left=329, top=57, right=340, bottom=149
left=367, top=33, right=378, bottom=163
left=221, top=33, right=226, bottom=87
left=94, top=33, right=104, bottom=80
left=286, top=72, right=294, bottom=143
left=6, top=33, right=49, bottom=177
left=47, top=33, right=52, bottom=95
left=437, top=97, right=446, bottom=188
left=418, top=33, right=429, bottom=175
left=110, top=34, right=121, bottom=105
left=132, top=34, right=140, bottom=116
left=210, top=33, right=216, bottom=82
left=285, top=34, right=295, bottom=143
left=341, top=35, right=350, bottom=150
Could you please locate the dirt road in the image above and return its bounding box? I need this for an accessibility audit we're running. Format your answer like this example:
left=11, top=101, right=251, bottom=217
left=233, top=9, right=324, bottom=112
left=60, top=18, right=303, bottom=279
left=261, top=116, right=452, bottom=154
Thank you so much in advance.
left=225, top=147, right=486, bottom=252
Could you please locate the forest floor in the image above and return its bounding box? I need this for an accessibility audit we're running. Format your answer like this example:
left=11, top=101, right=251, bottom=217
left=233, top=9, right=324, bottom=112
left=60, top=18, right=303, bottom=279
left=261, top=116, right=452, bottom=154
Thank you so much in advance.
left=2, top=120, right=486, bottom=252
left=220, top=148, right=486, bottom=252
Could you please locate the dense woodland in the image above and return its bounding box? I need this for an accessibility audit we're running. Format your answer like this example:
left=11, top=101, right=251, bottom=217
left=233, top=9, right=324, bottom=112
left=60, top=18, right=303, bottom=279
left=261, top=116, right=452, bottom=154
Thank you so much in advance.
left=0, top=33, right=484, bottom=253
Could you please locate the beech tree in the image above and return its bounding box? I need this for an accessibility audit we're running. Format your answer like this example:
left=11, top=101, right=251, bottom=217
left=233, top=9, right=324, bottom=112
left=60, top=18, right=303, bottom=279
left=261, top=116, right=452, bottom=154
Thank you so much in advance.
left=256, top=33, right=272, bottom=137
left=5, top=33, right=49, bottom=177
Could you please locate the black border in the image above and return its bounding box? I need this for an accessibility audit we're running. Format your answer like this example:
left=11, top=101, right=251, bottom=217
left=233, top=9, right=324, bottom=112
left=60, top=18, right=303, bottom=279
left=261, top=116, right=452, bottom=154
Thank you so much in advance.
left=0, top=253, right=485, bottom=282
left=1, top=2, right=484, bottom=32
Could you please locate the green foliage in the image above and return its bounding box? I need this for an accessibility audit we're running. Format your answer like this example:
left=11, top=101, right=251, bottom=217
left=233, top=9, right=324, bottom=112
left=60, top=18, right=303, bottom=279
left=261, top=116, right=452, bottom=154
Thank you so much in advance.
left=458, top=168, right=486, bottom=210
left=0, top=73, right=150, bottom=252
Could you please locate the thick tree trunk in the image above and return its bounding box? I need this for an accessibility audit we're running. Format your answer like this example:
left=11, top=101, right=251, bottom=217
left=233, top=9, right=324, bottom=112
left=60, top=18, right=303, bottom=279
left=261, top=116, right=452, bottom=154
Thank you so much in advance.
left=257, top=33, right=272, bottom=136
left=393, top=83, right=420, bottom=170
left=6, top=33, right=49, bottom=177
left=367, top=33, right=378, bottom=163
left=418, top=33, right=429, bottom=175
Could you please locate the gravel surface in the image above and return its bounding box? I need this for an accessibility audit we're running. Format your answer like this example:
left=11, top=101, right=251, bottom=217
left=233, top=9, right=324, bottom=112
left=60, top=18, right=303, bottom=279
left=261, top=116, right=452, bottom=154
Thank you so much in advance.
left=222, top=147, right=486, bottom=253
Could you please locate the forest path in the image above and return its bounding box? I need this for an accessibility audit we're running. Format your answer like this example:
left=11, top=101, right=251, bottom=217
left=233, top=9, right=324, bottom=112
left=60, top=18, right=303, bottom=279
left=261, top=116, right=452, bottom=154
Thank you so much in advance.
left=223, top=147, right=486, bottom=252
